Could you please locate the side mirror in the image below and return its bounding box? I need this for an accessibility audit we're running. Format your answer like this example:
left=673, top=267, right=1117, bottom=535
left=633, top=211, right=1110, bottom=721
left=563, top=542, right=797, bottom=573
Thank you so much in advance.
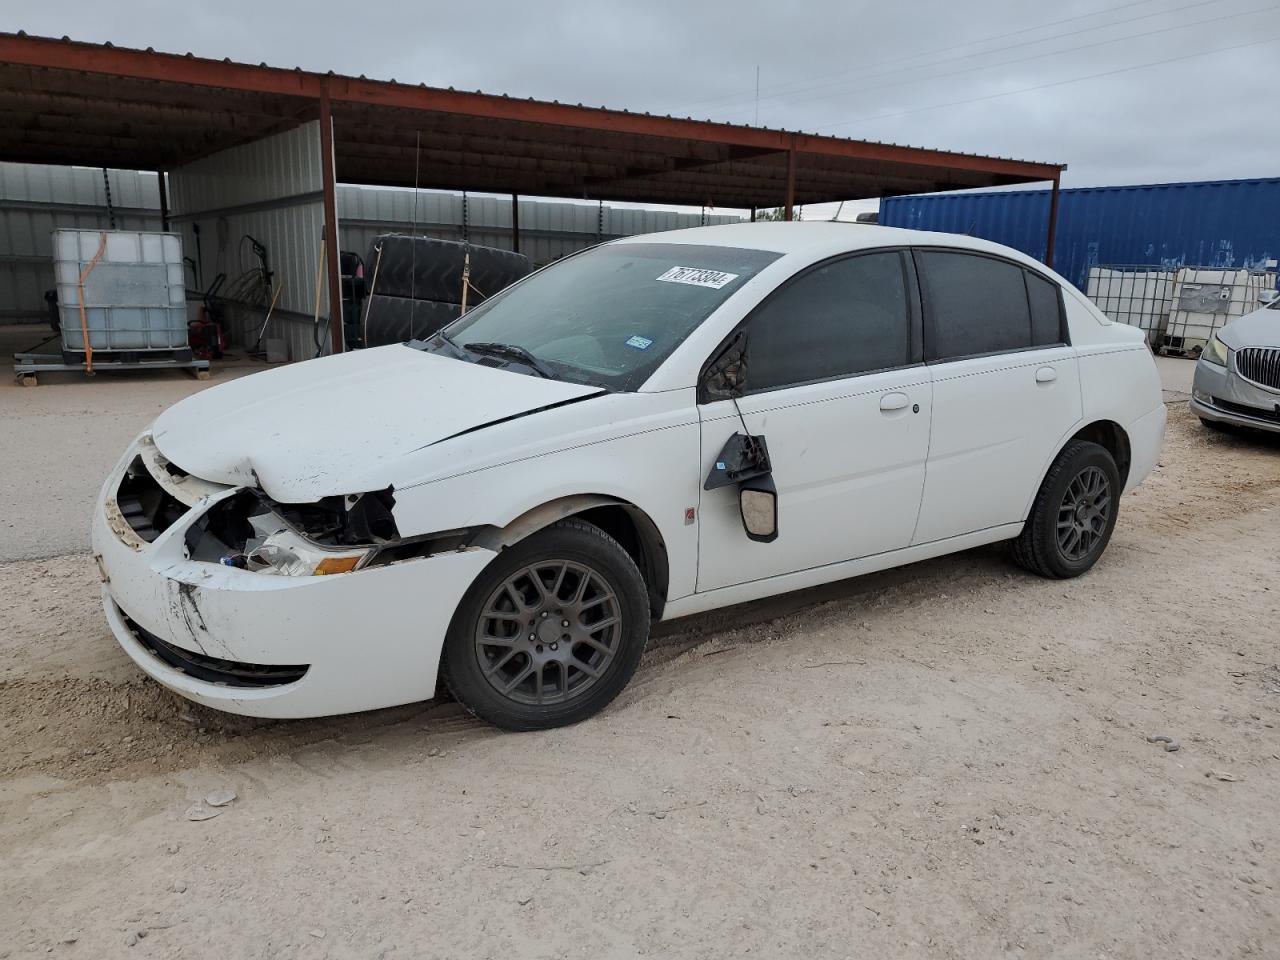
left=739, top=474, right=778, bottom=543
left=703, top=433, right=781, bottom=543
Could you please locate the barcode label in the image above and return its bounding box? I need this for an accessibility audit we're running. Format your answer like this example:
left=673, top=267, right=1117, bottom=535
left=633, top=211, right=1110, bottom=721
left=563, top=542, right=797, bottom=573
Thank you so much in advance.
left=655, top=266, right=740, bottom=289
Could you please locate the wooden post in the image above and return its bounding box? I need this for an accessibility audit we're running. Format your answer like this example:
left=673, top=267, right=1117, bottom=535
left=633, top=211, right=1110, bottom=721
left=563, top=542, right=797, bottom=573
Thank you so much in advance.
left=318, top=83, right=344, bottom=354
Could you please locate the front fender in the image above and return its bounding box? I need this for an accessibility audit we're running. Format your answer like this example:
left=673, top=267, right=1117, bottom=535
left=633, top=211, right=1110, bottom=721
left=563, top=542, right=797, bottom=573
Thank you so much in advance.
left=389, top=413, right=702, bottom=602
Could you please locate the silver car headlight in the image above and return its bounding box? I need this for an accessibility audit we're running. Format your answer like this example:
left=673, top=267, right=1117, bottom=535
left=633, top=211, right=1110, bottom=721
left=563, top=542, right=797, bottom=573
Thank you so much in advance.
left=241, top=522, right=374, bottom=577
left=1202, top=334, right=1229, bottom=367
left=189, top=489, right=391, bottom=577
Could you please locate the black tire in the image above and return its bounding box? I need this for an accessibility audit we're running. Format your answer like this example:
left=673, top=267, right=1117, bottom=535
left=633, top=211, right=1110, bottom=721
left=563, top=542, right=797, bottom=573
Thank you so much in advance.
left=366, top=235, right=529, bottom=304
left=1012, top=440, right=1121, bottom=579
left=441, top=518, right=650, bottom=731
left=362, top=295, right=461, bottom=347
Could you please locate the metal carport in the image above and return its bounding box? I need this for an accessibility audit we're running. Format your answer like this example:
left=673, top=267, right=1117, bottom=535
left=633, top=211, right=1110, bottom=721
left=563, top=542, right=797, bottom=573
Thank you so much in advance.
left=0, top=32, right=1066, bottom=355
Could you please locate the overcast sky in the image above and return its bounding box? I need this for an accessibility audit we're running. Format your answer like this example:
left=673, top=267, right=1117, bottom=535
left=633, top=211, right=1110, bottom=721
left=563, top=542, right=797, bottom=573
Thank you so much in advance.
left=13, top=0, right=1280, bottom=212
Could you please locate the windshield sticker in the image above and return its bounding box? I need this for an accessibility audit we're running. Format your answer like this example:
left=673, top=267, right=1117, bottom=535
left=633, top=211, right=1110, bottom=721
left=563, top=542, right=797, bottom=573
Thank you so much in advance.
left=625, top=335, right=654, bottom=350
left=656, top=266, right=740, bottom=289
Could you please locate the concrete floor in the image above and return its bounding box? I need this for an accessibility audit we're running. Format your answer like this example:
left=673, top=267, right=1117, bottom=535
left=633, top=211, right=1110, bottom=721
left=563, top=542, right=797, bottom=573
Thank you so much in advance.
left=1156, top=353, right=1195, bottom=399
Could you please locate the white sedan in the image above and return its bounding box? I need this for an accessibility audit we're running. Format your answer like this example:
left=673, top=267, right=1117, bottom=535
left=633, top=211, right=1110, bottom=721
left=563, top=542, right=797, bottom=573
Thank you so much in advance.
left=91, top=223, right=1166, bottom=730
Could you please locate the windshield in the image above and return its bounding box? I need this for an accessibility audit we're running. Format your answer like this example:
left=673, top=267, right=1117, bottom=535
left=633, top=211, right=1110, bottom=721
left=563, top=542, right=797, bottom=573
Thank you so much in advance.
left=431, top=242, right=781, bottom=391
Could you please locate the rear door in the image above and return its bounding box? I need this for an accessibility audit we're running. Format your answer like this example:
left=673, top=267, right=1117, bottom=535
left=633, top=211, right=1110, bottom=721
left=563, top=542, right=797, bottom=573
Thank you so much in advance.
left=911, top=248, right=1082, bottom=545
left=696, top=249, right=932, bottom=591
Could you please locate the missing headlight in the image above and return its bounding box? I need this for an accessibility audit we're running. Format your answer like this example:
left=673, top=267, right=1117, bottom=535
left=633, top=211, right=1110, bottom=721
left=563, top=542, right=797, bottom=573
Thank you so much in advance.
left=186, top=488, right=400, bottom=560
left=183, top=487, right=474, bottom=574
left=116, top=456, right=190, bottom=543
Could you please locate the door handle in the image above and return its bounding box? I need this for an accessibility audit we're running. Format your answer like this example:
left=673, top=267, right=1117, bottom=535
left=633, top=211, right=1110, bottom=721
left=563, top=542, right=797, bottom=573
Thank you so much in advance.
left=879, top=392, right=910, bottom=412
left=1035, top=366, right=1057, bottom=384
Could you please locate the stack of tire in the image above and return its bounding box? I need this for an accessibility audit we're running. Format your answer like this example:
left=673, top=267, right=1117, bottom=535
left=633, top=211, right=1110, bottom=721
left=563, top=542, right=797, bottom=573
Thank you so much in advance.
left=362, top=235, right=530, bottom=348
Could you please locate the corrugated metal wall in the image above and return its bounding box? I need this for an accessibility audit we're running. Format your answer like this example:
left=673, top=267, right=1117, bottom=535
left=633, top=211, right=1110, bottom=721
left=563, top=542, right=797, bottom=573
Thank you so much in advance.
left=879, top=178, right=1280, bottom=292
left=1, top=155, right=741, bottom=346
left=338, top=188, right=739, bottom=270
left=0, top=166, right=162, bottom=321
left=168, top=121, right=328, bottom=362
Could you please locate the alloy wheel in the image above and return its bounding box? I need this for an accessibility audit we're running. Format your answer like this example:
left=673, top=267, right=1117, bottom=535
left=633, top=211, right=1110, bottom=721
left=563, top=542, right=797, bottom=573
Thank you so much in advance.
left=1056, top=465, right=1111, bottom=562
left=473, top=560, right=622, bottom=706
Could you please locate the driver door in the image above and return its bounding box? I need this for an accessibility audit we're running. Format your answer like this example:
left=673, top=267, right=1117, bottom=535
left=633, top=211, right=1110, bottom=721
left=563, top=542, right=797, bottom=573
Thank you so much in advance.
left=696, top=250, right=932, bottom=592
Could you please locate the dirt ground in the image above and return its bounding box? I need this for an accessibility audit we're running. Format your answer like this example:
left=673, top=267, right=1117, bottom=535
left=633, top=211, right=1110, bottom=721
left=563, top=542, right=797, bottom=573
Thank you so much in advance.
left=2, top=383, right=1279, bottom=958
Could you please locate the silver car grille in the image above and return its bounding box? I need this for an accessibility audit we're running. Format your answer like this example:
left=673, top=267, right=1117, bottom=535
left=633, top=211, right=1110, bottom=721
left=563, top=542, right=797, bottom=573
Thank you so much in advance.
left=1235, top=347, right=1280, bottom=391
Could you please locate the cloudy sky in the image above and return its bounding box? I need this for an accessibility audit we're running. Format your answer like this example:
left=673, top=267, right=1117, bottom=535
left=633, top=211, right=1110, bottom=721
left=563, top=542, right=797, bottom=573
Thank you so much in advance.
left=13, top=0, right=1280, bottom=210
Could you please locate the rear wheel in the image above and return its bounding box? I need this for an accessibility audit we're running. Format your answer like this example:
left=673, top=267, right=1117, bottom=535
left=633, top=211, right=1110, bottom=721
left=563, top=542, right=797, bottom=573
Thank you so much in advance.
left=1013, top=440, right=1120, bottom=579
left=441, top=518, right=650, bottom=731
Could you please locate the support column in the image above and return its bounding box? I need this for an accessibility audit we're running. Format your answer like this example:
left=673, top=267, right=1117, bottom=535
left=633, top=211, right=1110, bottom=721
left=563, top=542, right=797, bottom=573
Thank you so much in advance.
left=783, top=148, right=796, bottom=221
left=750, top=207, right=756, bottom=222
left=511, top=192, right=520, bottom=253
left=1045, top=173, right=1061, bottom=268
left=156, top=169, right=169, bottom=231
left=318, top=84, right=344, bottom=354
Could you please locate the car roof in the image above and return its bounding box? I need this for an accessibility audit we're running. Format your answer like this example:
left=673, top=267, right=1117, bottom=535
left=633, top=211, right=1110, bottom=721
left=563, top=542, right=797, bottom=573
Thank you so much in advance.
left=612, top=220, right=1044, bottom=269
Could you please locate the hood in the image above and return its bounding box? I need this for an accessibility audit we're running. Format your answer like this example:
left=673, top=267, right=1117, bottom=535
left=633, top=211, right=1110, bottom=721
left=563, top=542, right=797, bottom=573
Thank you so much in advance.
left=151, top=345, right=603, bottom=501
left=1219, top=305, right=1280, bottom=349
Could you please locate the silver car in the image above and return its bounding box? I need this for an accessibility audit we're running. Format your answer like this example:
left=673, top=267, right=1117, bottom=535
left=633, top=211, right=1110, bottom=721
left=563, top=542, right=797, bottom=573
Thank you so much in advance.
left=1191, top=296, right=1280, bottom=433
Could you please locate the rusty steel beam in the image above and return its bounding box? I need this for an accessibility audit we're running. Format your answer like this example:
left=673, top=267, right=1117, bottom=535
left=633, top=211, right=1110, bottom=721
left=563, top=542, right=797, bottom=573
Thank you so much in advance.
left=784, top=149, right=796, bottom=220
left=337, top=136, right=900, bottom=197
left=338, top=167, right=775, bottom=210
left=0, top=63, right=312, bottom=117
left=318, top=84, right=344, bottom=355
left=0, top=95, right=280, bottom=133
left=339, top=160, right=915, bottom=209
left=1045, top=172, right=1061, bottom=267
left=157, top=169, right=168, bottom=230
left=334, top=122, right=789, bottom=182
left=511, top=193, right=520, bottom=253
left=336, top=140, right=624, bottom=179
left=328, top=76, right=1063, bottom=181
left=0, top=34, right=1064, bottom=183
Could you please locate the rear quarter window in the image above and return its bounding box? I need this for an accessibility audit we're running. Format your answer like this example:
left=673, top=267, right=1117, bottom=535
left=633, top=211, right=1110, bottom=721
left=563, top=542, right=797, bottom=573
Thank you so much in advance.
left=918, top=250, right=1032, bottom=360
left=1026, top=270, right=1067, bottom=346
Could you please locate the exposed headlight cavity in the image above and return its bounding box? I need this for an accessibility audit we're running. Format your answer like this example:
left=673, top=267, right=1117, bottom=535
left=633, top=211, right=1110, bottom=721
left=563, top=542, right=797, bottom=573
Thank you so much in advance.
left=185, top=489, right=399, bottom=576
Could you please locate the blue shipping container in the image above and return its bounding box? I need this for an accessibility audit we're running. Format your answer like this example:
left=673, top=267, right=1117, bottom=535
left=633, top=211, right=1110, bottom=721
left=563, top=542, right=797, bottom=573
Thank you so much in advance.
left=879, top=177, right=1280, bottom=292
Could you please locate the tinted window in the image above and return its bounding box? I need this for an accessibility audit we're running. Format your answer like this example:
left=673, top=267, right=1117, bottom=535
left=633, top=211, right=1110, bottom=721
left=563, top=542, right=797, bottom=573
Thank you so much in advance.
left=441, top=242, right=781, bottom=391
left=918, top=251, right=1032, bottom=360
left=1026, top=271, right=1065, bottom=346
left=741, top=252, right=910, bottom=392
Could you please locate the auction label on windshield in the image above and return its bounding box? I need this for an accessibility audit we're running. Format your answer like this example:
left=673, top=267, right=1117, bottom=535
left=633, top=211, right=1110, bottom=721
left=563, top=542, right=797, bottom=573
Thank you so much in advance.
left=656, top=266, right=740, bottom=289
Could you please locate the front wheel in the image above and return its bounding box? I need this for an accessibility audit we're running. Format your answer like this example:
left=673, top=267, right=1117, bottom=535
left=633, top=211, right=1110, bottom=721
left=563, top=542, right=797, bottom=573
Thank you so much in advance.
left=1012, top=440, right=1120, bottom=579
left=440, top=518, right=650, bottom=731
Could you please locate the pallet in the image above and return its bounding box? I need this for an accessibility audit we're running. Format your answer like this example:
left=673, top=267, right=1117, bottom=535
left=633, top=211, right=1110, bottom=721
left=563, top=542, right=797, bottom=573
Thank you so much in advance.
left=14, top=351, right=210, bottom=385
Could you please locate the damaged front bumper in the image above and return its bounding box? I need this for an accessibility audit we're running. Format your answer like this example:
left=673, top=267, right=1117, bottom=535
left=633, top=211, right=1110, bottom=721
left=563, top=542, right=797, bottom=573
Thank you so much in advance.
left=91, top=435, right=495, bottom=718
